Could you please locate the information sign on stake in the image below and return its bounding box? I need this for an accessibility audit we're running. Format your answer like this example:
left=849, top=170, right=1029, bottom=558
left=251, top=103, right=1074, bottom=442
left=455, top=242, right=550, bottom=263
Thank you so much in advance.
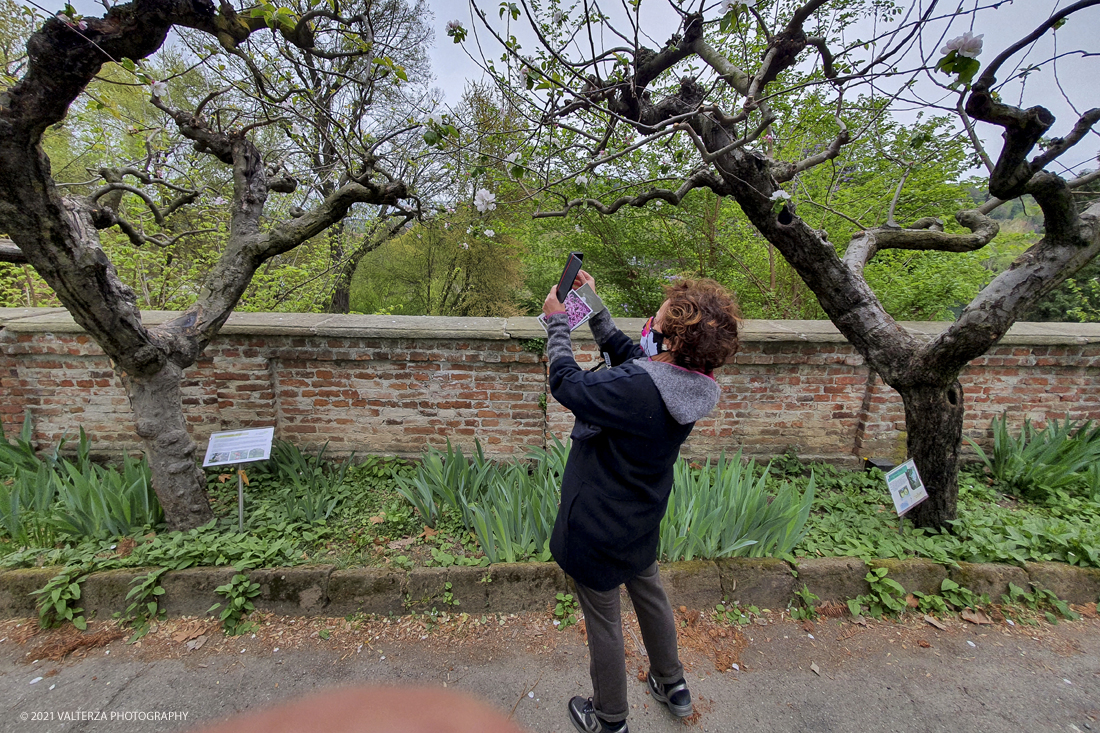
left=202, top=428, right=275, bottom=531
left=884, top=459, right=929, bottom=517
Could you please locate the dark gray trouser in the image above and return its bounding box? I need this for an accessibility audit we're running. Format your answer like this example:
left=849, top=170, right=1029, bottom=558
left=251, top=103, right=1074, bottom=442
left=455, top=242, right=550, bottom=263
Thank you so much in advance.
left=571, top=561, right=684, bottom=724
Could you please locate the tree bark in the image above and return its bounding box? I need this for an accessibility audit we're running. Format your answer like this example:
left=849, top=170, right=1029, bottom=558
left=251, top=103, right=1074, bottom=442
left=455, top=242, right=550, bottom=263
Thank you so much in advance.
left=897, top=382, right=965, bottom=529
left=124, top=363, right=215, bottom=528
left=328, top=271, right=353, bottom=313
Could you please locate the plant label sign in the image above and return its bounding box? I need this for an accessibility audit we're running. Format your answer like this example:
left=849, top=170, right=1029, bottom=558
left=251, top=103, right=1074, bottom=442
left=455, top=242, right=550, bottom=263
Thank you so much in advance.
left=885, top=459, right=928, bottom=516
left=202, top=427, right=274, bottom=467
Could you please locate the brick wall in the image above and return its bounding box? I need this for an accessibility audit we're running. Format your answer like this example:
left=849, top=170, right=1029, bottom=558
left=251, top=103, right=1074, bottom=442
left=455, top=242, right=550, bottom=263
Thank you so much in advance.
left=2, top=308, right=1099, bottom=465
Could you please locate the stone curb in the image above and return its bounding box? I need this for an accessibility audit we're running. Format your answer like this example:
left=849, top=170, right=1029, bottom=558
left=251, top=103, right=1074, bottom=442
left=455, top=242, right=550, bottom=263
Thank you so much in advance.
left=0, top=559, right=1097, bottom=620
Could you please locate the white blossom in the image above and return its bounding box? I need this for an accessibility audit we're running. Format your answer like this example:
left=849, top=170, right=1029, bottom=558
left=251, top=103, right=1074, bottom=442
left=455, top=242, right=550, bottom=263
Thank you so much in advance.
left=941, top=31, right=984, bottom=59
left=446, top=20, right=464, bottom=34
left=504, top=152, right=519, bottom=165
left=721, top=0, right=757, bottom=11
left=426, top=112, right=444, bottom=127
left=474, top=188, right=496, bottom=213
left=211, top=196, right=227, bottom=206
left=575, top=225, right=583, bottom=233
left=443, top=222, right=450, bottom=229
left=150, top=81, right=169, bottom=100
left=552, top=10, right=564, bottom=24
left=484, top=229, right=495, bottom=238
left=575, top=174, right=588, bottom=186
left=769, top=189, right=791, bottom=201
left=461, top=242, right=469, bottom=249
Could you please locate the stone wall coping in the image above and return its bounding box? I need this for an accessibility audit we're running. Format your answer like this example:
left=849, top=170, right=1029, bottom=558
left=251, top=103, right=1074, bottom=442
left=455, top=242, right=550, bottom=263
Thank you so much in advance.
left=4, top=308, right=1100, bottom=346
left=2, top=558, right=1097, bottom=619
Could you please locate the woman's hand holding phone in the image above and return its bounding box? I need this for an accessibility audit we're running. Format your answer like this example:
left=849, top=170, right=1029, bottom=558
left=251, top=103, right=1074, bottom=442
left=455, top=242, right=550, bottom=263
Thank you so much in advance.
left=544, top=268, right=596, bottom=318
left=575, top=269, right=595, bottom=294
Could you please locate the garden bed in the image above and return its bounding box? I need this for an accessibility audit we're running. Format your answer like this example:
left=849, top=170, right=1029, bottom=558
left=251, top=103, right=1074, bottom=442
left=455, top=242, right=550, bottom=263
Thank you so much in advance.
left=3, top=421, right=1100, bottom=635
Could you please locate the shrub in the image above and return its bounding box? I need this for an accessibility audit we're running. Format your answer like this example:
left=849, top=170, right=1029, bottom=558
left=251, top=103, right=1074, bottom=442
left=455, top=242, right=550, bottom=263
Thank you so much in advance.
left=660, top=452, right=816, bottom=562
left=968, top=413, right=1100, bottom=502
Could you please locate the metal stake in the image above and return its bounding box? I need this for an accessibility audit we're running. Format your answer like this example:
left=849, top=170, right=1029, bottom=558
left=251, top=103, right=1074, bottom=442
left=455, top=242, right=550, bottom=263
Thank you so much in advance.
left=238, top=465, right=245, bottom=533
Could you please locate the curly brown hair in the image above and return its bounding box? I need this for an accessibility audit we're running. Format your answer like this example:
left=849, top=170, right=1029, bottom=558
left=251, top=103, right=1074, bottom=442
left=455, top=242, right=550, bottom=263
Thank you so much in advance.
left=661, top=279, right=742, bottom=373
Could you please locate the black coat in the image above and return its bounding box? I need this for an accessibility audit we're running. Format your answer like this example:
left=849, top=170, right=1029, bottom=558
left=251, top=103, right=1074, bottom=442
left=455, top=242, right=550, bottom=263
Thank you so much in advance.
left=547, top=319, right=701, bottom=591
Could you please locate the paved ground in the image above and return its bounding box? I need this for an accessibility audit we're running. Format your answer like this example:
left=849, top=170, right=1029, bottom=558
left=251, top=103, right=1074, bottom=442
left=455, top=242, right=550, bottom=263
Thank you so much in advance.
left=1, top=605, right=1098, bottom=733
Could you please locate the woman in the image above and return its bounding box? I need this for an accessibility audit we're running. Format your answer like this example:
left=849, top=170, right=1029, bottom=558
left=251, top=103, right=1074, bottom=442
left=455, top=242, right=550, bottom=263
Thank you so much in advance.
left=542, top=271, right=742, bottom=733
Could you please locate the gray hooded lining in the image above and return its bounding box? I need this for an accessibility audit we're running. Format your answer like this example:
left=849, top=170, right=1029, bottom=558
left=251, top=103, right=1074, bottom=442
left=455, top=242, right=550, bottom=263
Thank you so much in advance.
left=635, top=360, right=721, bottom=425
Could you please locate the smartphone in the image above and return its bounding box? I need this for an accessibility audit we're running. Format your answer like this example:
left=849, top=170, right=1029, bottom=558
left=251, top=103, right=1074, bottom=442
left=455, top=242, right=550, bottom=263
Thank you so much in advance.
left=556, top=252, right=584, bottom=303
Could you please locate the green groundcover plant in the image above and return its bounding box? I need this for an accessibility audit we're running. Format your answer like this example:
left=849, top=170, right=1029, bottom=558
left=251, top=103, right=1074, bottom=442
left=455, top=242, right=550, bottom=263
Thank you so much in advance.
left=3, top=413, right=1099, bottom=582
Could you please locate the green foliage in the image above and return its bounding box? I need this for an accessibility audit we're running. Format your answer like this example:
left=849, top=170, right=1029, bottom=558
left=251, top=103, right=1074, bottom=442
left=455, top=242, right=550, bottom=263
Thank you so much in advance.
left=0, top=0, right=40, bottom=89
left=402, top=442, right=815, bottom=566
left=935, top=49, right=982, bottom=85
left=209, top=567, right=261, bottom=636
left=553, top=592, right=578, bottom=629
left=0, top=416, right=161, bottom=544
left=351, top=215, right=526, bottom=317
left=938, top=577, right=990, bottom=610
left=52, top=455, right=162, bottom=538
left=1, top=465, right=59, bottom=547
left=0, top=411, right=49, bottom=476
left=31, top=563, right=91, bottom=630
left=1001, top=582, right=1080, bottom=624
left=141, top=521, right=304, bottom=570
left=396, top=439, right=496, bottom=528
left=466, top=457, right=560, bottom=564
left=911, top=590, right=950, bottom=616
left=789, top=584, right=820, bottom=621
left=714, top=601, right=760, bottom=626
left=967, top=414, right=1100, bottom=502
left=847, top=567, right=907, bottom=619
left=267, top=441, right=353, bottom=524
left=519, top=338, right=546, bottom=353
left=796, top=464, right=1100, bottom=568
left=660, top=452, right=815, bottom=562
left=397, top=438, right=566, bottom=564
left=115, top=567, right=168, bottom=642
left=4, top=428, right=1099, bottom=638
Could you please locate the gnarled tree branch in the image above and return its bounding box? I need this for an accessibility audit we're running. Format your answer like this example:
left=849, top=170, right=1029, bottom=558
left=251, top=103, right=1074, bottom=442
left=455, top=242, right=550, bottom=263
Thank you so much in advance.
left=533, top=170, right=727, bottom=219
left=842, top=210, right=1000, bottom=276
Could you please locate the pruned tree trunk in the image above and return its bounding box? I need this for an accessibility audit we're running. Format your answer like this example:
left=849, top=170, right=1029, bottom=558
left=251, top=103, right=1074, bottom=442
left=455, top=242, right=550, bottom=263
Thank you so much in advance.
left=898, top=381, right=965, bottom=529
left=0, top=2, right=408, bottom=531
left=124, top=363, right=214, bottom=527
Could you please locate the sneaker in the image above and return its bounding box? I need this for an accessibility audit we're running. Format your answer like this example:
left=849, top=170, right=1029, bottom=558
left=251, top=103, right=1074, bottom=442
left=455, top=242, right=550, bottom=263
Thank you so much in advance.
left=567, top=696, right=628, bottom=733
left=647, top=673, right=693, bottom=717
